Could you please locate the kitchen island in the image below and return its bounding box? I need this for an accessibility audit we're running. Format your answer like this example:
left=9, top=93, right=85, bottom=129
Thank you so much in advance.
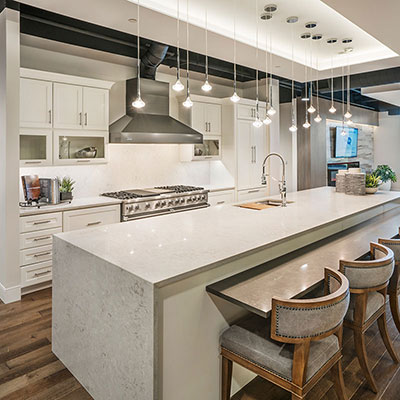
left=52, top=187, right=400, bottom=400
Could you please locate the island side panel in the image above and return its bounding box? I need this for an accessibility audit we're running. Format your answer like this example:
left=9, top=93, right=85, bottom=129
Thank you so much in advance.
left=52, top=236, right=156, bottom=400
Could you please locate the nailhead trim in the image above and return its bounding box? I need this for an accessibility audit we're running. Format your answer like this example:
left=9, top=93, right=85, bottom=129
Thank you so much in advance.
left=275, top=293, right=349, bottom=339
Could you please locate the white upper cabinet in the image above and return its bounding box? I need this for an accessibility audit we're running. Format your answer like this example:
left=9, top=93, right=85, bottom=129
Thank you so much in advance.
left=191, top=102, right=206, bottom=134
left=186, top=99, right=222, bottom=135
left=82, top=87, right=109, bottom=131
left=53, top=83, right=83, bottom=130
left=20, top=78, right=53, bottom=129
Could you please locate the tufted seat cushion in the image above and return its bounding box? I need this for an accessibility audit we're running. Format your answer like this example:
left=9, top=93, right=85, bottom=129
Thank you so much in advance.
left=221, top=315, right=339, bottom=382
left=345, top=292, right=385, bottom=323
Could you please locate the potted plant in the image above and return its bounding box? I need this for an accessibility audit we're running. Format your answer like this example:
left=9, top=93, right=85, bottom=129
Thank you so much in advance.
left=374, top=165, right=397, bottom=191
left=59, top=176, right=75, bottom=201
left=365, top=173, right=381, bottom=194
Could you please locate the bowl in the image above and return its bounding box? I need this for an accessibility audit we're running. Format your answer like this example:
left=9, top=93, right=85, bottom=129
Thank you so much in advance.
left=365, top=187, right=378, bottom=194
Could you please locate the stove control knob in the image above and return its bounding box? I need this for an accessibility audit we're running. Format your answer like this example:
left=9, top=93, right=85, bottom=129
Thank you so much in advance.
left=192, top=196, right=197, bottom=202
left=174, top=198, right=180, bottom=205
left=145, top=202, right=151, bottom=209
left=168, top=199, right=174, bottom=206
left=161, top=200, right=167, bottom=207
left=155, top=201, right=161, bottom=208
left=134, top=204, right=140, bottom=211
left=180, top=198, right=185, bottom=203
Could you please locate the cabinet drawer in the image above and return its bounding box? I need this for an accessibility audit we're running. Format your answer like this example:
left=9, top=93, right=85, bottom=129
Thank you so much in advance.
left=208, top=190, right=235, bottom=206
left=21, top=261, right=52, bottom=288
left=20, top=212, right=62, bottom=233
left=237, top=188, right=268, bottom=203
left=63, top=205, right=120, bottom=232
left=20, top=245, right=52, bottom=267
left=20, top=227, right=62, bottom=250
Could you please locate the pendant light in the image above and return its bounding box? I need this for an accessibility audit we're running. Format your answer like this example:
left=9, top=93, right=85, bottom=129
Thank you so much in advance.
left=303, top=101, right=311, bottom=128
left=287, top=16, right=298, bottom=133
left=182, top=0, right=193, bottom=108
left=263, top=28, right=272, bottom=125
left=252, top=0, right=262, bottom=128
left=344, top=60, right=352, bottom=119
left=305, top=22, right=316, bottom=114
left=230, top=0, right=240, bottom=103
left=300, top=32, right=310, bottom=102
left=132, top=0, right=145, bottom=109
left=172, top=0, right=184, bottom=92
left=313, top=34, right=322, bottom=123
left=340, top=66, right=346, bottom=136
left=327, top=38, right=337, bottom=114
left=266, top=24, right=276, bottom=117
left=201, top=3, right=212, bottom=92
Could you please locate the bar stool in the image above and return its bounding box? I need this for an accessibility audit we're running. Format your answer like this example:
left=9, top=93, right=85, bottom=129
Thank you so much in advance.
left=220, top=268, right=350, bottom=400
left=340, top=242, right=398, bottom=393
left=378, top=230, right=400, bottom=333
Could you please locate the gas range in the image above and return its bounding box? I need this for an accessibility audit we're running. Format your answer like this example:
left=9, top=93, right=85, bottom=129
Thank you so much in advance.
left=101, top=185, right=209, bottom=221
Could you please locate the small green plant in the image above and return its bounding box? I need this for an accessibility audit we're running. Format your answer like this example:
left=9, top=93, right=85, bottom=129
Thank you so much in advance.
left=374, top=165, right=397, bottom=183
left=366, top=173, right=381, bottom=188
left=59, top=176, right=75, bottom=193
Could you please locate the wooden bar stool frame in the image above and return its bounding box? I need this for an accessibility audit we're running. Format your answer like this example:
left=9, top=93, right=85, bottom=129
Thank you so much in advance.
left=221, top=268, right=349, bottom=400
left=340, top=242, right=399, bottom=393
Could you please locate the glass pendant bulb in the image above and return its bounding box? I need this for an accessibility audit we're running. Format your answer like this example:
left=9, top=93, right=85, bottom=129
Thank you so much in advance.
left=263, top=115, right=272, bottom=125
left=132, top=95, right=145, bottom=109
left=183, top=95, right=193, bottom=108
left=303, top=120, right=311, bottom=129
left=340, top=126, right=346, bottom=136
left=201, top=80, right=212, bottom=92
left=329, top=105, right=336, bottom=114
left=230, top=91, right=240, bottom=103
left=289, top=124, right=298, bottom=133
left=267, top=106, right=276, bottom=116
left=344, top=111, right=352, bottom=119
left=253, top=117, right=263, bottom=128
left=347, top=119, right=354, bottom=126
left=308, top=104, right=316, bottom=114
left=314, top=114, right=322, bottom=123
left=172, top=79, right=184, bottom=92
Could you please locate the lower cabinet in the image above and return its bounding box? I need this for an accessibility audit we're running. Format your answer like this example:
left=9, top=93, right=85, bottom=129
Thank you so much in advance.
left=208, top=189, right=235, bottom=206
left=19, top=204, right=120, bottom=292
left=237, top=187, right=268, bottom=203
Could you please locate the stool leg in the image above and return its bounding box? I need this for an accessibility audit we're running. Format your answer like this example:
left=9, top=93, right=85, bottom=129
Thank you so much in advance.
left=377, top=312, right=400, bottom=363
left=353, top=329, right=378, bottom=393
left=389, top=291, right=400, bottom=334
left=331, top=360, right=348, bottom=400
left=221, top=356, right=232, bottom=400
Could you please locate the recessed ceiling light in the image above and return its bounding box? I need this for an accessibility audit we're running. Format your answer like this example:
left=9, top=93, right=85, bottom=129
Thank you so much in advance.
left=300, top=33, right=311, bottom=39
left=264, top=4, right=277, bottom=13
left=342, top=38, right=353, bottom=44
left=305, top=21, right=317, bottom=29
left=312, top=34, right=323, bottom=40
left=327, top=38, right=338, bottom=44
left=260, top=12, right=273, bottom=20
left=286, top=16, right=299, bottom=24
left=128, top=18, right=137, bottom=23
left=344, top=47, right=354, bottom=53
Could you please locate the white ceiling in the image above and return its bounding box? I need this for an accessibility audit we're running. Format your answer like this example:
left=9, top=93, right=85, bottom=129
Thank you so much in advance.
left=127, top=0, right=397, bottom=70
left=18, top=0, right=400, bottom=82
left=362, top=84, right=400, bottom=108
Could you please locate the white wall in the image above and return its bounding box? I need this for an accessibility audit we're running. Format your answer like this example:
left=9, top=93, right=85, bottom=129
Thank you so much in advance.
left=19, top=44, right=234, bottom=198
left=375, top=112, right=400, bottom=191
left=0, top=9, right=21, bottom=303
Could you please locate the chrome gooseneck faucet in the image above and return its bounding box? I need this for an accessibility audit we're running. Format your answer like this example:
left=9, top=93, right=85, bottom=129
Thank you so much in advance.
left=261, top=152, right=287, bottom=207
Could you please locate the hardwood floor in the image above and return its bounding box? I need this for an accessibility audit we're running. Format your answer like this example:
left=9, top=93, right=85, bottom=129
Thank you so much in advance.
left=1, top=289, right=400, bottom=399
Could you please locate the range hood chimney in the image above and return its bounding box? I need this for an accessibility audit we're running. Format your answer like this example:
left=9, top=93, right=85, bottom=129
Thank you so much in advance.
left=110, top=43, right=203, bottom=144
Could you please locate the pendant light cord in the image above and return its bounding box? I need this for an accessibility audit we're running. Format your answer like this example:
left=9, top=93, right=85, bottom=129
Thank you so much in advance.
left=342, top=65, right=345, bottom=128
left=176, top=0, right=180, bottom=81
left=137, top=0, right=141, bottom=96
left=347, top=56, right=351, bottom=112
left=205, top=6, right=208, bottom=80
left=233, top=0, right=237, bottom=92
left=255, top=0, right=259, bottom=112
left=186, top=0, right=190, bottom=96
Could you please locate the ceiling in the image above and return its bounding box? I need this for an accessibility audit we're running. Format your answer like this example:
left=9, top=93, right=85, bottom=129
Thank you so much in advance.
left=362, top=84, right=400, bottom=108
left=18, top=0, right=400, bottom=82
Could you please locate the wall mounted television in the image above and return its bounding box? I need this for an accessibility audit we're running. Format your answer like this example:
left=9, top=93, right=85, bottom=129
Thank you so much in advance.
left=335, top=126, right=358, bottom=158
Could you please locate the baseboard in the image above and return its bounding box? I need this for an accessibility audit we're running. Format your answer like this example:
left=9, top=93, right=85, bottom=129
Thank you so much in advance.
left=0, top=281, right=21, bottom=304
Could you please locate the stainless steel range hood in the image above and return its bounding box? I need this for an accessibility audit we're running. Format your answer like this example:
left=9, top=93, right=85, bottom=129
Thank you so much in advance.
left=110, top=78, right=203, bottom=144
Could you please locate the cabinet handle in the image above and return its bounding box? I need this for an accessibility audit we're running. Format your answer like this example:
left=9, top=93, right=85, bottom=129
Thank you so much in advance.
left=79, top=112, right=83, bottom=125
left=204, top=156, right=212, bottom=159
left=208, top=122, right=211, bottom=132
left=250, top=146, right=253, bottom=163
left=33, top=251, right=51, bottom=258
left=205, top=122, right=208, bottom=132
left=85, top=113, right=88, bottom=126
left=33, top=236, right=51, bottom=242
left=34, top=270, right=51, bottom=277
left=87, top=221, right=102, bottom=226
left=33, top=220, right=51, bottom=225
left=25, top=161, right=42, bottom=165
left=248, top=189, right=260, bottom=194
left=217, top=201, right=225, bottom=204
left=48, top=110, right=52, bottom=124
left=77, top=159, right=90, bottom=163
left=254, top=145, right=257, bottom=164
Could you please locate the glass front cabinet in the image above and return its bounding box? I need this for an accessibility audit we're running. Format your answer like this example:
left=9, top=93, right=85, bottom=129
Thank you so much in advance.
left=180, top=136, right=222, bottom=162
left=54, top=130, right=108, bottom=165
left=20, top=129, right=53, bottom=167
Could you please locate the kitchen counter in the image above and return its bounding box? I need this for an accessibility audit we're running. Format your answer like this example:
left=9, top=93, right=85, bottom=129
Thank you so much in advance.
left=52, top=187, right=400, bottom=400
left=19, top=196, right=122, bottom=216
left=203, top=184, right=235, bottom=192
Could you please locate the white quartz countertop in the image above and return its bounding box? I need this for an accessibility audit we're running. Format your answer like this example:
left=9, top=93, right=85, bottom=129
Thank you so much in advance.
left=55, top=187, right=400, bottom=286
left=20, top=196, right=122, bottom=216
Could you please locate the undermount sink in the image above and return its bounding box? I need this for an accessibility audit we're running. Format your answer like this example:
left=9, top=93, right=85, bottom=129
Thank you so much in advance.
left=257, top=198, right=295, bottom=206
left=238, top=198, right=294, bottom=210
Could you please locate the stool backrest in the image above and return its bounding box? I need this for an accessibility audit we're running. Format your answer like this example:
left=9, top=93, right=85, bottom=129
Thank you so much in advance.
left=271, top=268, right=349, bottom=344
left=339, top=242, right=394, bottom=291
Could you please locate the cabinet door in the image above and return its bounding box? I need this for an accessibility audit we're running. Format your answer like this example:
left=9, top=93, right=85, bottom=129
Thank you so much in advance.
left=20, top=129, right=53, bottom=167
left=205, top=104, right=221, bottom=135
left=252, top=125, right=268, bottom=188
left=237, top=120, right=253, bottom=190
left=20, top=78, right=52, bottom=128
left=53, top=83, right=83, bottom=129
left=191, top=102, right=206, bottom=134
left=237, top=104, right=256, bottom=120
left=82, top=87, right=109, bottom=131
